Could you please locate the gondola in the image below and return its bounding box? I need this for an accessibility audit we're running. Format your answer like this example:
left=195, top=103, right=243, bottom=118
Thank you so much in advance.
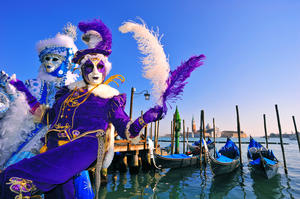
left=153, top=153, right=201, bottom=169
left=247, top=137, right=279, bottom=179
left=187, top=138, right=214, bottom=153
left=208, top=138, right=240, bottom=176
left=149, top=138, right=204, bottom=169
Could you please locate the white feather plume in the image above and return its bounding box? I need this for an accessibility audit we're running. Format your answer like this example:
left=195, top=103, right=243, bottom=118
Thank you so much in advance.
left=0, top=93, right=35, bottom=169
left=63, top=22, right=77, bottom=41
left=119, top=20, right=170, bottom=105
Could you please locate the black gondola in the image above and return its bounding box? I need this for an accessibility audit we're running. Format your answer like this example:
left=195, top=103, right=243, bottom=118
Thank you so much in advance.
left=208, top=138, right=240, bottom=176
left=153, top=153, right=201, bottom=169
left=187, top=138, right=214, bottom=154
left=247, top=137, right=279, bottom=179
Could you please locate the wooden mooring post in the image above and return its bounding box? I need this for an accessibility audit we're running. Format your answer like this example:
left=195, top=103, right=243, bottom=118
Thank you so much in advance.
left=186, top=127, right=189, bottom=152
left=201, top=111, right=206, bottom=140
left=183, top=120, right=186, bottom=154
left=275, top=104, right=288, bottom=174
left=235, top=105, right=243, bottom=166
left=199, top=111, right=203, bottom=166
left=129, top=87, right=135, bottom=120
left=154, top=121, right=157, bottom=153
left=213, top=118, right=216, bottom=158
left=292, top=116, right=300, bottom=153
left=157, top=120, right=160, bottom=149
left=201, top=110, right=207, bottom=164
left=263, top=114, right=269, bottom=149
left=141, top=111, right=147, bottom=149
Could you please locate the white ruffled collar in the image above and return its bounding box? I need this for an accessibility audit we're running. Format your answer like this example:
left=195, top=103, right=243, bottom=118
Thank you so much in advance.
left=67, top=80, right=120, bottom=99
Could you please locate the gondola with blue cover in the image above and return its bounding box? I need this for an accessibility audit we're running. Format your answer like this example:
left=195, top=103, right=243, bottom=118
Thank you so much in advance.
left=247, top=137, right=279, bottom=179
left=152, top=139, right=208, bottom=169
left=187, top=137, right=214, bottom=153
left=208, top=138, right=240, bottom=176
left=153, top=153, right=200, bottom=169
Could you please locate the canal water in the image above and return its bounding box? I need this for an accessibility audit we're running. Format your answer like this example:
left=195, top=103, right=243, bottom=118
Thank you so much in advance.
left=99, top=138, right=300, bottom=199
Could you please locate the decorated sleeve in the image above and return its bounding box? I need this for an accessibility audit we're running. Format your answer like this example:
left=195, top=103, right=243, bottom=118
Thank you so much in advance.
left=108, top=94, right=146, bottom=144
left=108, top=94, right=130, bottom=139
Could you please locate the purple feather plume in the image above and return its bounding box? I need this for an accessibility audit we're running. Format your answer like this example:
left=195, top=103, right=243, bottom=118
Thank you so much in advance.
left=161, top=55, right=205, bottom=113
left=78, top=19, right=112, bottom=51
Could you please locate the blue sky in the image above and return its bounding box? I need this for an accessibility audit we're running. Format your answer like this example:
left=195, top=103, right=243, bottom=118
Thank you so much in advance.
left=0, top=0, right=300, bottom=136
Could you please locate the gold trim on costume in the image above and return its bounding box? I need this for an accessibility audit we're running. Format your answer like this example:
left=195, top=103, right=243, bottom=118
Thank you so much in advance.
left=6, top=177, right=37, bottom=198
left=138, top=116, right=146, bottom=127
left=39, top=145, right=47, bottom=154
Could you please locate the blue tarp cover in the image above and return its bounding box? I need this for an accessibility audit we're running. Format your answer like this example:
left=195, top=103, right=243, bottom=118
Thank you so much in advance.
left=193, top=138, right=212, bottom=146
left=247, top=137, right=277, bottom=161
left=249, top=157, right=277, bottom=166
left=216, top=155, right=233, bottom=163
left=163, top=154, right=191, bottom=159
left=217, top=138, right=239, bottom=159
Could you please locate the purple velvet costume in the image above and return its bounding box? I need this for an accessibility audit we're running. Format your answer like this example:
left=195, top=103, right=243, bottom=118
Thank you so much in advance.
left=0, top=18, right=203, bottom=199
left=0, top=84, right=156, bottom=199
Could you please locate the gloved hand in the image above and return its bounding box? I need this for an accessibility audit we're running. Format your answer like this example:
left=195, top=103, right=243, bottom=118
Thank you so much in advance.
left=143, top=105, right=164, bottom=123
left=129, top=105, right=164, bottom=137
left=9, top=77, right=40, bottom=113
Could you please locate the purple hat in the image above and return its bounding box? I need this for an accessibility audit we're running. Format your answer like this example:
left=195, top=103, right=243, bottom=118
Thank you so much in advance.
left=72, top=19, right=112, bottom=64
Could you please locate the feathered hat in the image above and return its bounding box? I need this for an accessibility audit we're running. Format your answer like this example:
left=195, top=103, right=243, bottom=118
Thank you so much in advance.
left=36, top=23, right=78, bottom=62
left=36, top=23, right=78, bottom=78
left=72, top=19, right=112, bottom=64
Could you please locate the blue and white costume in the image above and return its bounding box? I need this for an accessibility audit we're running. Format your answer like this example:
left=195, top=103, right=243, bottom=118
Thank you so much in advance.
left=0, top=24, right=79, bottom=169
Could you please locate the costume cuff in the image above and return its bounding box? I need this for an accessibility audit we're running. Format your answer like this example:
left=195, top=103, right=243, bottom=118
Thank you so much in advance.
left=125, top=120, right=142, bottom=144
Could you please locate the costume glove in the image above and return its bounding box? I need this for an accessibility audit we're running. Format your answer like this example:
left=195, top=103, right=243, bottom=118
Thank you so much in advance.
left=9, top=78, right=40, bottom=113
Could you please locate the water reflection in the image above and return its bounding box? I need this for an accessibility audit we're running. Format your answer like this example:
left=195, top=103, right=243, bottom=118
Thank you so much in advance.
left=98, top=171, right=161, bottom=198
left=200, top=166, right=209, bottom=199
left=283, top=174, right=294, bottom=199
left=156, top=167, right=200, bottom=199
left=209, top=169, right=240, bottom=199
left=97, top=140, right=299, bottom=198
left=251, top=172, right=283, bottom=199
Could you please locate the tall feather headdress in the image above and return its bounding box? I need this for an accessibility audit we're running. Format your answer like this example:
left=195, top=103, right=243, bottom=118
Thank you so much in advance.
left=72, top=19, right=112, bottom=64
left=119, top=20, right=205, bottom=114
left=119, top=20, right=170, bottom=104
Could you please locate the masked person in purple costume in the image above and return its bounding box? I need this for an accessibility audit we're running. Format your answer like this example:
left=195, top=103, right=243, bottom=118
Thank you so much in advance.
left=0, top=19, right=164, bottom=199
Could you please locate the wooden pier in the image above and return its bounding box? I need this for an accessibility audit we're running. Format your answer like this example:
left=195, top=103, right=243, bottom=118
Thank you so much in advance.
left=114, top=139, right=149, bottom=152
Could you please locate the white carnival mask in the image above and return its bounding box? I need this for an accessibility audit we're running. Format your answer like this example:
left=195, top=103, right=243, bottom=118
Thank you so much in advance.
left=81, top=55, right=106, bottom=85
left=42, top=54, right=65, bottom=73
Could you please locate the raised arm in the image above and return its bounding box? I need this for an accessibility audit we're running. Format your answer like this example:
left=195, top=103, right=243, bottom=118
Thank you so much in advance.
left=108, top=94, right=163, bottom=143
left=9, top=78, right=41, bottom=114
left=9, top=78, right=64, bottom=125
